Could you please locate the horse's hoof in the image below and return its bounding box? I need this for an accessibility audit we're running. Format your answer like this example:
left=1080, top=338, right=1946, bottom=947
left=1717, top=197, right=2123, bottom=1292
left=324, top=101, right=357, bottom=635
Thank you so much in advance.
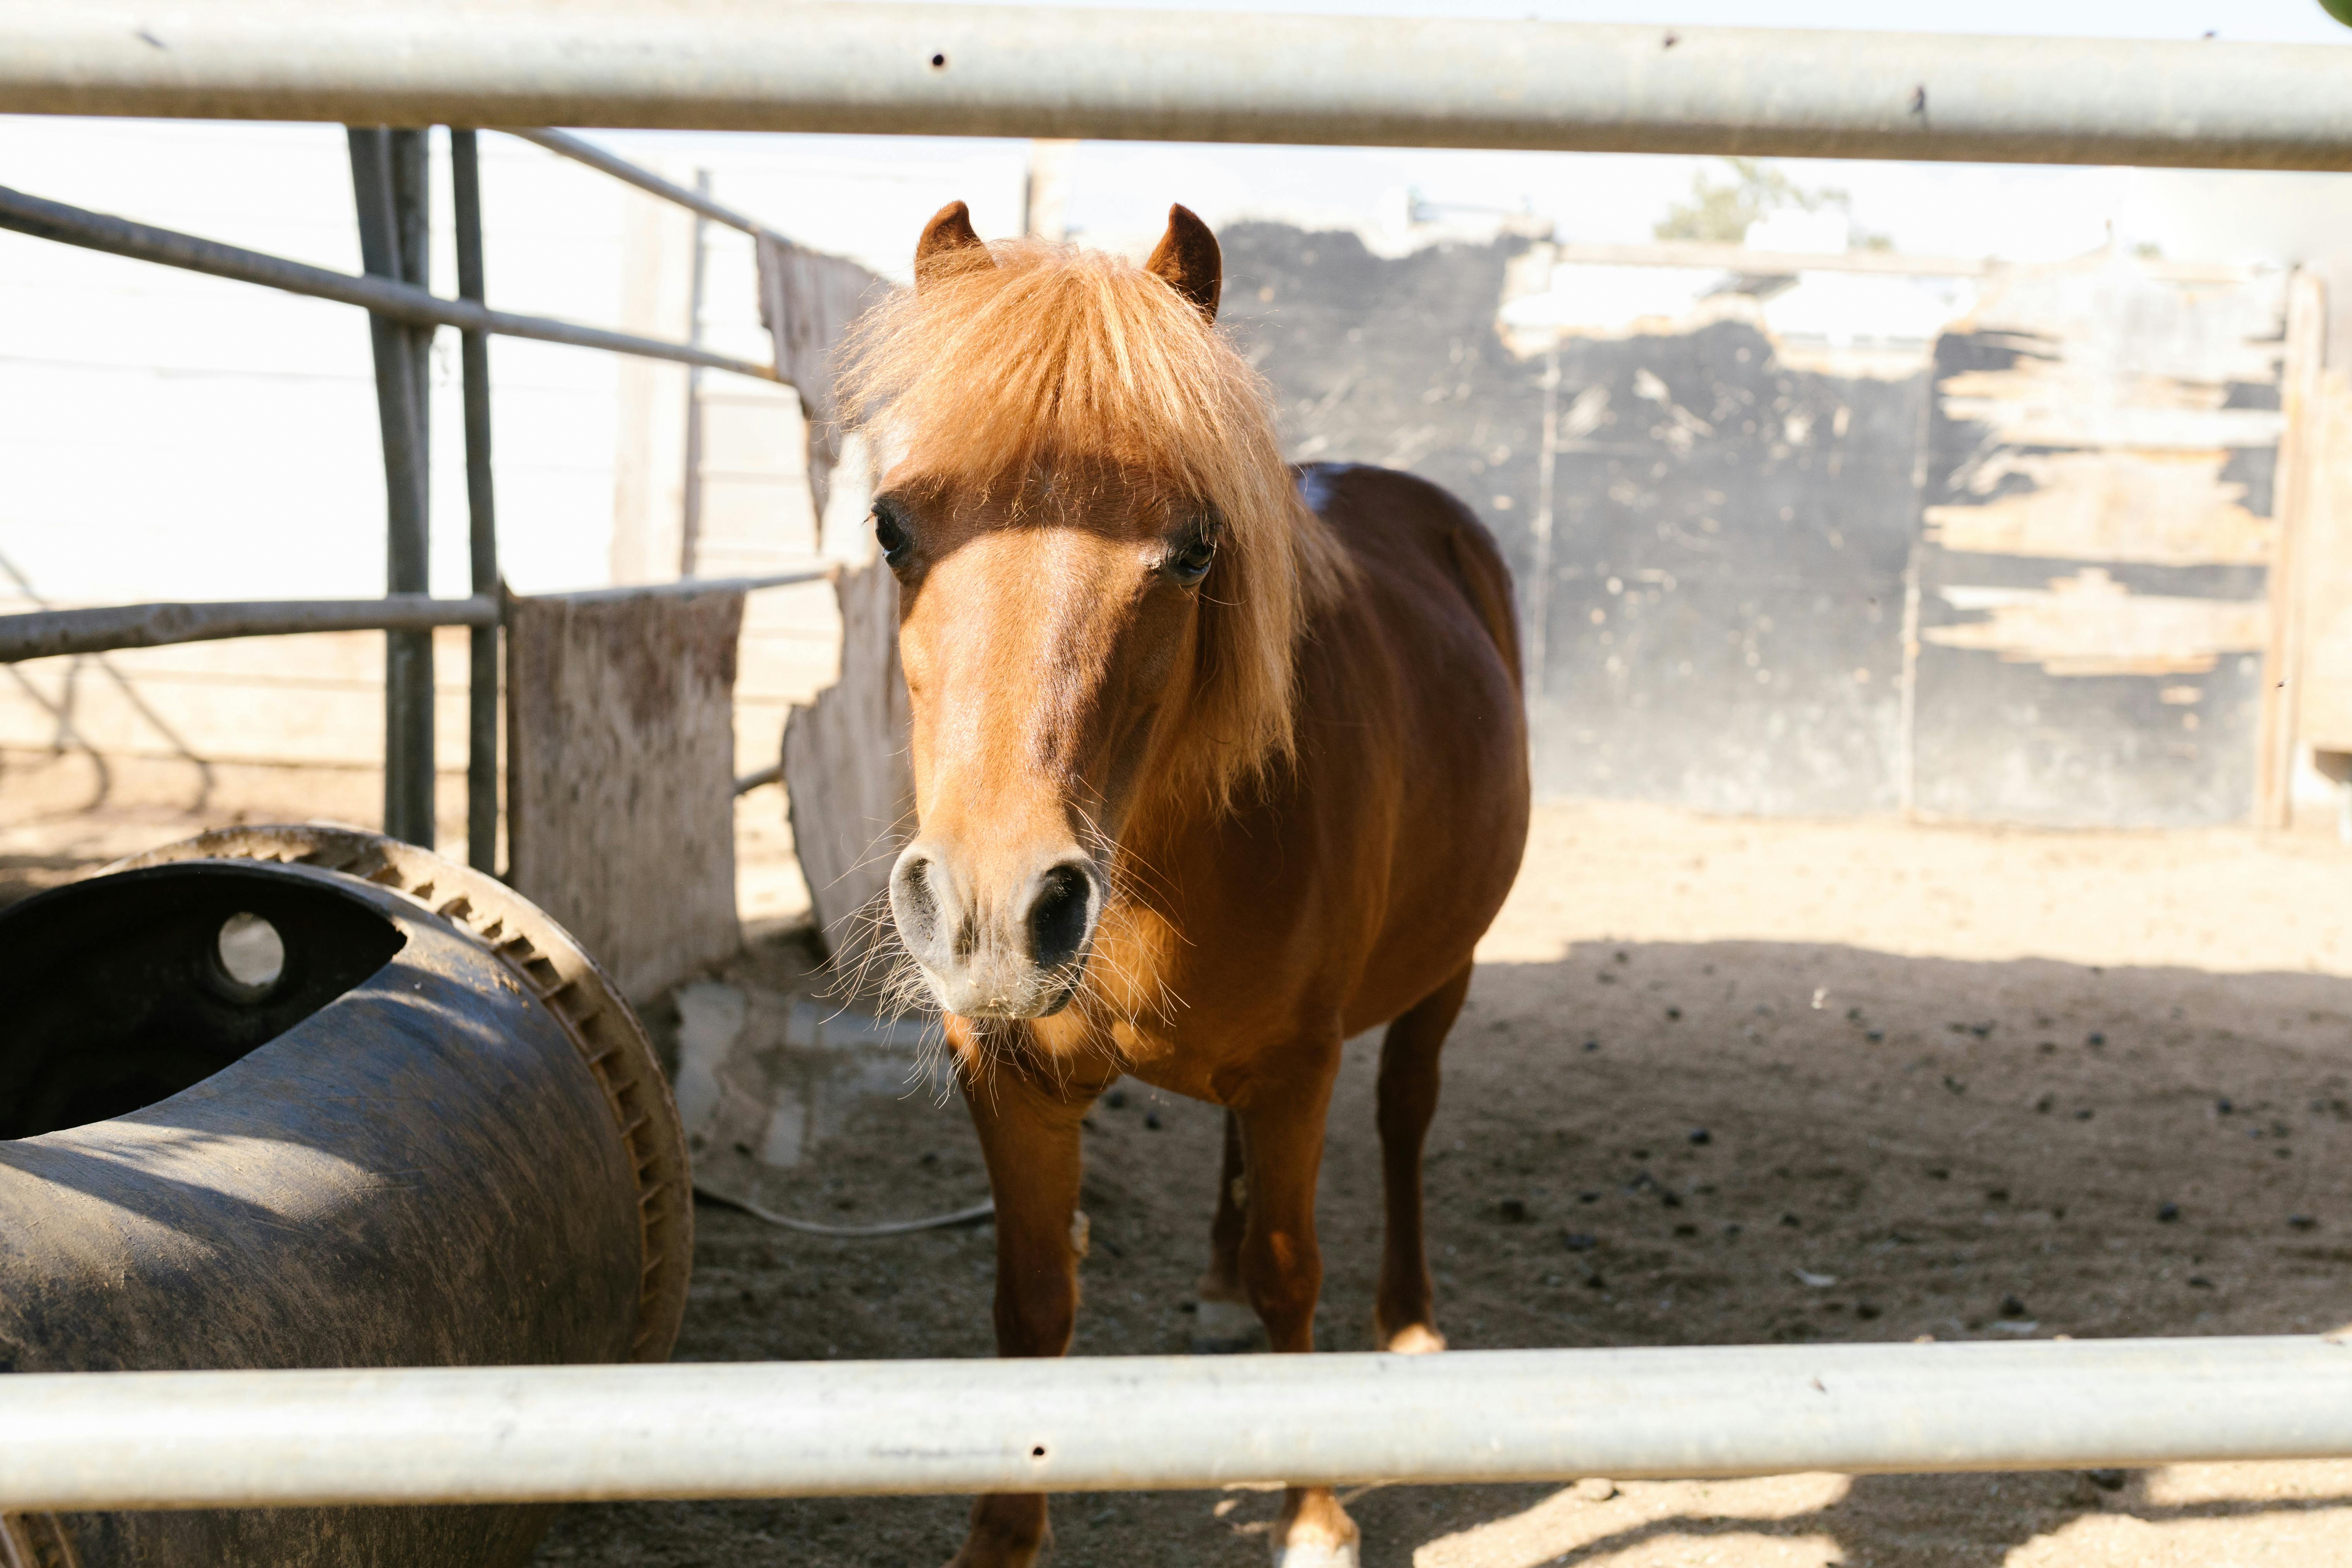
left=1382, top=1322, right=1447, bottom=1355
left=1270, top=1534, right=1360, bottom=1568
left=1190, top=1297, right=1263, bottom=1354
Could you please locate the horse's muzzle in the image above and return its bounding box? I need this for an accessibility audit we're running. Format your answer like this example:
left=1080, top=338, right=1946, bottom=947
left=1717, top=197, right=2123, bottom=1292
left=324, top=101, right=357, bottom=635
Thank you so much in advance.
left=888, top=840, right=1107, bottom=1020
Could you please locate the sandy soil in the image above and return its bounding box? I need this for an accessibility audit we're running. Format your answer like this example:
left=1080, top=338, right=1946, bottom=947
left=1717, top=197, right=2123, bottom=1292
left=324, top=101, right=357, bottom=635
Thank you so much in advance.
left=15, top=761, right=2352, bottom=1566
left=526, top=800, right=2352, bottom=1568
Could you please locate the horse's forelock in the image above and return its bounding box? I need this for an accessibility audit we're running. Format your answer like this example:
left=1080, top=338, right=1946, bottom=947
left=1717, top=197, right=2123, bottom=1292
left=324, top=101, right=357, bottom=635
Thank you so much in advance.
left=838, top=238, right=1349, bottom=815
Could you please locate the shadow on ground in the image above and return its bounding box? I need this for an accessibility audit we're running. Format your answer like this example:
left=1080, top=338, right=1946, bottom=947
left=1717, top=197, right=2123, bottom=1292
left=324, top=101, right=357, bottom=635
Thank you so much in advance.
left=537, top=933, right=2352, bottom=1566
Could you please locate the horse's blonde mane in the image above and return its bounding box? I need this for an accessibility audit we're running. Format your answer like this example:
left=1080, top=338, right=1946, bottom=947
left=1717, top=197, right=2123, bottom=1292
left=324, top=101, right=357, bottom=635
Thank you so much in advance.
left=838, top=236, right=1349, bottom=813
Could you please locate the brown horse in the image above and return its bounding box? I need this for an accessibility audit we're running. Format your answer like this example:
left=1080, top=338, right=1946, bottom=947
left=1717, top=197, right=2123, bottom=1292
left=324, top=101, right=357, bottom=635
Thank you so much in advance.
left=842, top=200, right=1531, bottom=1568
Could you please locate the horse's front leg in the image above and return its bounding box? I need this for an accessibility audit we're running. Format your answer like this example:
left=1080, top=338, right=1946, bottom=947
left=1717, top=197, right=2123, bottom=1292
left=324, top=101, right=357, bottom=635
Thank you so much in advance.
left=948, top=1056, right=1092, bottom=1568
left=1238, top=1042, right=1361, bottom=1568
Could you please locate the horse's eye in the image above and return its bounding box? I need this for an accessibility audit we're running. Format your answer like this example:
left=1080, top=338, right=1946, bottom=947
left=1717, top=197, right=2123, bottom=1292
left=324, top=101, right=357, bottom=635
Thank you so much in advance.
left=1166, top=536, right=1216, bottom=585
left=873, top=501, right=912, bottom=568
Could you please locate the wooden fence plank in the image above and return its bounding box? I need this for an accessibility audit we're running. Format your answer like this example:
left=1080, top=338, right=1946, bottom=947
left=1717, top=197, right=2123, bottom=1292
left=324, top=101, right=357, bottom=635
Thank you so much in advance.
left=506, top=586, right=744, bottom=1001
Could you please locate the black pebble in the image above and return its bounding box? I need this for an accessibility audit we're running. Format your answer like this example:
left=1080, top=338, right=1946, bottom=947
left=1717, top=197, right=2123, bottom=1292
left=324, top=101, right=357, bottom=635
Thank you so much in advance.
left=2087, top=1032, right=2106, bottom=1047
left=1723, top=1222, right=1742, bottom=1237
left=1688, top=1128, right=1712, bottom=1145
left=1673, top=1223, right=1698, bottom=1237
left=2188, top=1275, right=2214, bottom=1289
left=1562, top=1232, right=1598, bottom=1251
left=2157, top=1201, right=2181, bottom=1222
left=1665, top=1007, right=1682, bottom=1021
left=1999, top=1294, right=2028, bottom=1318
left=1855, top=1303, right=1881, bottom=1320
left=2290, top=1214, right=2318, bottom=1231
left=1779, top=1212, right=1802, bottom=1228
left=1660, top=1191, right=1683, bottom=1209
left=2074, top=1108, right=2095, bottom=1121
left=1579, top=1191, right=1601, bottom=1203
left=1144, top=1112, right=1163, bottom=1131
left=1498, top=1198, right=1531, bottom=1223
left=1865, top=1029, right=1884, bottom=1043
left=921, top=1151, right=939, bottom=1166
left=1583, top=1039, right=1600, bottom=1052
left=2086, top=1469, right=2126, bottom=1492
left=2215, top=1097, right=2233, bottom=1115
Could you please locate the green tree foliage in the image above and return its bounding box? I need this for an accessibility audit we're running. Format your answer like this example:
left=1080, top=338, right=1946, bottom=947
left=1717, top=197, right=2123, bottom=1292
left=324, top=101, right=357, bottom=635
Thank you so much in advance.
left=1654, top=157, right=1854, bottom=244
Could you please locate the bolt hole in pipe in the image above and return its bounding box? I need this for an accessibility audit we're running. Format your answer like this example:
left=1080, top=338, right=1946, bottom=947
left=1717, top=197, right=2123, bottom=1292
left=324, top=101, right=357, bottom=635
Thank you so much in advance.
left=929, top=52, right=948, bottom=69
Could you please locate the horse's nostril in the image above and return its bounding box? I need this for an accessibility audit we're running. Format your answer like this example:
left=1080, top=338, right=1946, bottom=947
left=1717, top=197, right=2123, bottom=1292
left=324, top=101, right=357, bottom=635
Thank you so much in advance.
left=1026, top=862, right=1096, bottom=970
left=890, top=853, right=941, bottom=953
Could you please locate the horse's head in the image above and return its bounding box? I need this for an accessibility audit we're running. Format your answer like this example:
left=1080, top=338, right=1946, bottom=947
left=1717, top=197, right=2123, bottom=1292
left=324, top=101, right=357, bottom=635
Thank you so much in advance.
left=842, top=202, right=1329, bottom=1022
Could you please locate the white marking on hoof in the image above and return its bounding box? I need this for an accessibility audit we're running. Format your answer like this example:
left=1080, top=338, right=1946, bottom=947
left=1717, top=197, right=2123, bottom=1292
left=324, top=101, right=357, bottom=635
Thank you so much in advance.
left=1190, top=1297, right=1263, bottom=1353
left=1270, top=1536, right=1360, bottom=1568
left=1382, top=1323, right=1447, bottom=1356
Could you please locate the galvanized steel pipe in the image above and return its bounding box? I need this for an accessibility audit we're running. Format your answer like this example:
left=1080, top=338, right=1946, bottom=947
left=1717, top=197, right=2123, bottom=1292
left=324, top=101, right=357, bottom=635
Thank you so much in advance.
left=0, top=183, right=783, bottom=382
left=0, top=593, right=501, bottom=663
left=5, top=5, right=2352, bottom=170
left=509, top=127, right=768, bottom=237
left=7, top=1337, right=2352, bottom=1511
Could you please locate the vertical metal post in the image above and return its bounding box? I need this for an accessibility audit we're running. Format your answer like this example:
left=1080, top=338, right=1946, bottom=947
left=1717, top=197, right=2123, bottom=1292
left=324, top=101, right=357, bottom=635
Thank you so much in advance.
left=678, top=169, right=711, bottom=577
left=348, top=124, right=435, bottom=848
left=451, top=129, right=501, bottom=874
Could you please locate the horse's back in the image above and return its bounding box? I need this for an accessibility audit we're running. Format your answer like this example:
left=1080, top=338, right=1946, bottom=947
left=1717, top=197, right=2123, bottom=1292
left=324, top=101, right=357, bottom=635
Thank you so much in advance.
left=1308, top=463, right=1521, bottom=675
left=1291, top=463, right=1531, bottom=1030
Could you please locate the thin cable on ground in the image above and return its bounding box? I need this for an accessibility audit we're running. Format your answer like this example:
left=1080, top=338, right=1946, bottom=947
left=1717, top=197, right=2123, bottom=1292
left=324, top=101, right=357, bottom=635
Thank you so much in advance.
left=701, top=1188, right=994, bottom=1239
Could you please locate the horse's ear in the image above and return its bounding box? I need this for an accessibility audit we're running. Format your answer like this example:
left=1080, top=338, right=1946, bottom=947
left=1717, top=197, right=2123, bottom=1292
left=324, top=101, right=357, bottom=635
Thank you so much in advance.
left=914, top=200, right=994, bottom=290
left=1145, top=204, right=1221, bottom=323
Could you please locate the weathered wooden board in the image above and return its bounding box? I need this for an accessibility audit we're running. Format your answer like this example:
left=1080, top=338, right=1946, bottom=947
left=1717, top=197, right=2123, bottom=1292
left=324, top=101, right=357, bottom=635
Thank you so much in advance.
left=1915, top=258, right=2291, bottom=827
left=2293, top=369, right=2352, bottom=757
left=779, top=558, right=913, bottom=979
left=1224, top=224, right=2309, bottom=828
left=506, top=586, right=744, bottom=1002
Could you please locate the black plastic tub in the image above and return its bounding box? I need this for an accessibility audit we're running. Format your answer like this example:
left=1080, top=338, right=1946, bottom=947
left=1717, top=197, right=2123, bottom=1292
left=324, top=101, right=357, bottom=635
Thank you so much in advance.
left=0, top=826, right=692, bottom=1567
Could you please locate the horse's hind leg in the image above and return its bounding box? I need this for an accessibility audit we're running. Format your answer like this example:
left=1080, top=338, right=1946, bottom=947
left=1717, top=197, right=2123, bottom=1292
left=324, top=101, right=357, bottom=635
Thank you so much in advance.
left=1191, top=1110, right=1262, bottom=1351
left=1375, top=961, right=1472, bottom=1354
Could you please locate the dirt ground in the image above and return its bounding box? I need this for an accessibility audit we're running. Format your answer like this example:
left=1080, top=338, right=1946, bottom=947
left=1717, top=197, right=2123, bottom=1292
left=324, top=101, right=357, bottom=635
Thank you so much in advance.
left=533, top=799, right=2352, bottom=1568
left=12, top=759, right=2352, bottom=1565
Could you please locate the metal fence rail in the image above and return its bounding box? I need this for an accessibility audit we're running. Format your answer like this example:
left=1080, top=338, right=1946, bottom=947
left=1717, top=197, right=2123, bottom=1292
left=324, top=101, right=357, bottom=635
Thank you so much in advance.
left=0, top=595, right=500, bottom=665
left=511, top=127, right=768, bottom=238
left=0, top=183, right=781, bottom=382
left=7, top=4, right=2352, bottom=170
left=7, top=1337, right=2352, bottom=1511
left=0, top=118, right=816, bottom=862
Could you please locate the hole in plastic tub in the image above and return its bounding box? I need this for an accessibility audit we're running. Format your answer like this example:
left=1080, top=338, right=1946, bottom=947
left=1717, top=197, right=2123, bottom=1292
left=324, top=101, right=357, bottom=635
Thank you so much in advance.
left=0, top=864, right=404, bottom=1139
left=215, top=912, right=286, bottom=995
